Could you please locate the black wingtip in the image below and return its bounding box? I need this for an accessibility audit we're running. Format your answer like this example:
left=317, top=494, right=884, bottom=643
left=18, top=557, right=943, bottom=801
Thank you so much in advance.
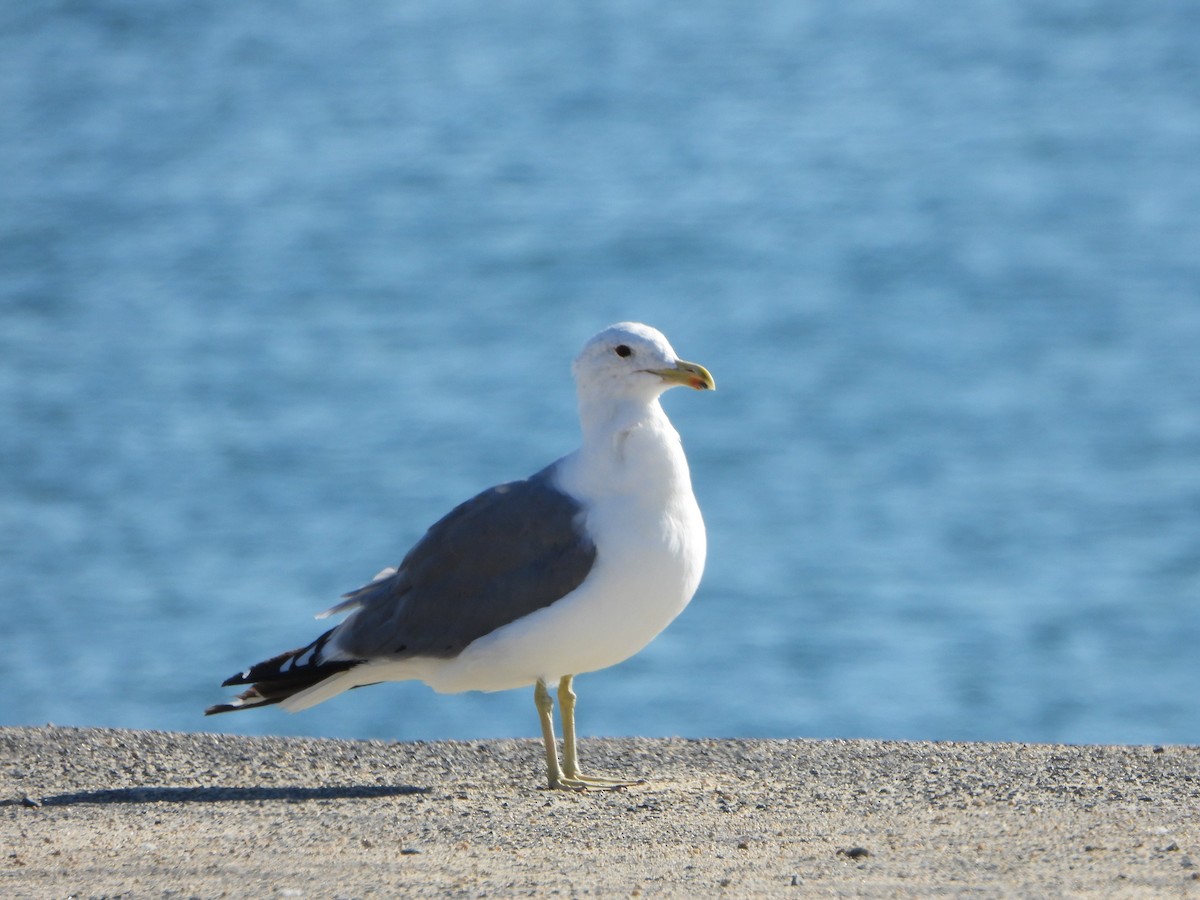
left=204, top=687, right=282, bottom=716
left=207, top=633, right=362, bottom=717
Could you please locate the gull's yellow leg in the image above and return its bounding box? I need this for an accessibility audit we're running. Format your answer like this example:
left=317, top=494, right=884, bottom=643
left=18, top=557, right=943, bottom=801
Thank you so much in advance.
left=534, top=678, right=572, bottom=790
left=557, top=675, right=644, bottom=788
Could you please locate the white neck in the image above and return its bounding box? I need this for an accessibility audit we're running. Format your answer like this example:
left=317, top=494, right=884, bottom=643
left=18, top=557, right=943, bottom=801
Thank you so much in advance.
left=565, top=386, right=689, bottom=503
left=576, top=386, right=666, bottom=447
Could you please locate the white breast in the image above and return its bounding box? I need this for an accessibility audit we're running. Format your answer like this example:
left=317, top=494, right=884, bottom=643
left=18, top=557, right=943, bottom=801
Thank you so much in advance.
left=420, top=413, right=706, bottom=694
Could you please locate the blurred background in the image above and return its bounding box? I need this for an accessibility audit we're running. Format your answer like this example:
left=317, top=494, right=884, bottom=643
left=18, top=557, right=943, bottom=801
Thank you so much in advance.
left=2, top=1, right=1198, bottom=746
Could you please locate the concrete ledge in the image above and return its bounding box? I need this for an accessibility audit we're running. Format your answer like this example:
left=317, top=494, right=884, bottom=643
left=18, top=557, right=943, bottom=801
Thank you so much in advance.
left=3, top=726, right=1198, bottom=896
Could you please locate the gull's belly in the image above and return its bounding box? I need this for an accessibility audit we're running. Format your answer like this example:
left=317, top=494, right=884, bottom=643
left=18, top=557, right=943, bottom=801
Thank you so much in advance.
left=423, top=497, right=705, bottom=693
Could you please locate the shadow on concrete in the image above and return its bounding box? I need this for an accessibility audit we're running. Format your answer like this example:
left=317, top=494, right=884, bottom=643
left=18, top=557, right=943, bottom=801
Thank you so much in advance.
left=22, top=783, right=430, bottom=806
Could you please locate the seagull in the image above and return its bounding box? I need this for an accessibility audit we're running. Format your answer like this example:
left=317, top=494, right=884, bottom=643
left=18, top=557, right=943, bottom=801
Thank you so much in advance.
left=206, top=322, right=714, bottom=790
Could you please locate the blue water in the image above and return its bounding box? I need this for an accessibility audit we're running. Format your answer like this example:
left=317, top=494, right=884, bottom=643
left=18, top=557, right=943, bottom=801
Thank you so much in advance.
left=3, top=2, right=1198, bottom=747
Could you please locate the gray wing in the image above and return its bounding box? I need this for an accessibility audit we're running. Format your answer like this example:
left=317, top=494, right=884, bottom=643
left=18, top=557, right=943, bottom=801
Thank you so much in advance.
left=332, top=465, right=596, bottom=660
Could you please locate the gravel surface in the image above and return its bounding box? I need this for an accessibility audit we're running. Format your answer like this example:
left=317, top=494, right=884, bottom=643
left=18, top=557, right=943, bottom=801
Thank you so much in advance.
left=3, top=726, right=1198, bottom=897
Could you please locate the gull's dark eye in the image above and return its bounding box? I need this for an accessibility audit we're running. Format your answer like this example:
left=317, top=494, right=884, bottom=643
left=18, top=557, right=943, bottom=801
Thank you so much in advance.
left=614, top=344, right=632, bottom=358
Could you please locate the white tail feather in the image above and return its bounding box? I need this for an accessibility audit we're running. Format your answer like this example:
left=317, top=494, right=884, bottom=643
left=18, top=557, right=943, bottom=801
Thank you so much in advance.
left=279, top=671, right=358, bottom=712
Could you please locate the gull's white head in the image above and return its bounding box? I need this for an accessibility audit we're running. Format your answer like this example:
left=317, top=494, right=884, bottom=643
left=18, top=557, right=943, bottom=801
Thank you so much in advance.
left=572, top=322, right=715, bottom=404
